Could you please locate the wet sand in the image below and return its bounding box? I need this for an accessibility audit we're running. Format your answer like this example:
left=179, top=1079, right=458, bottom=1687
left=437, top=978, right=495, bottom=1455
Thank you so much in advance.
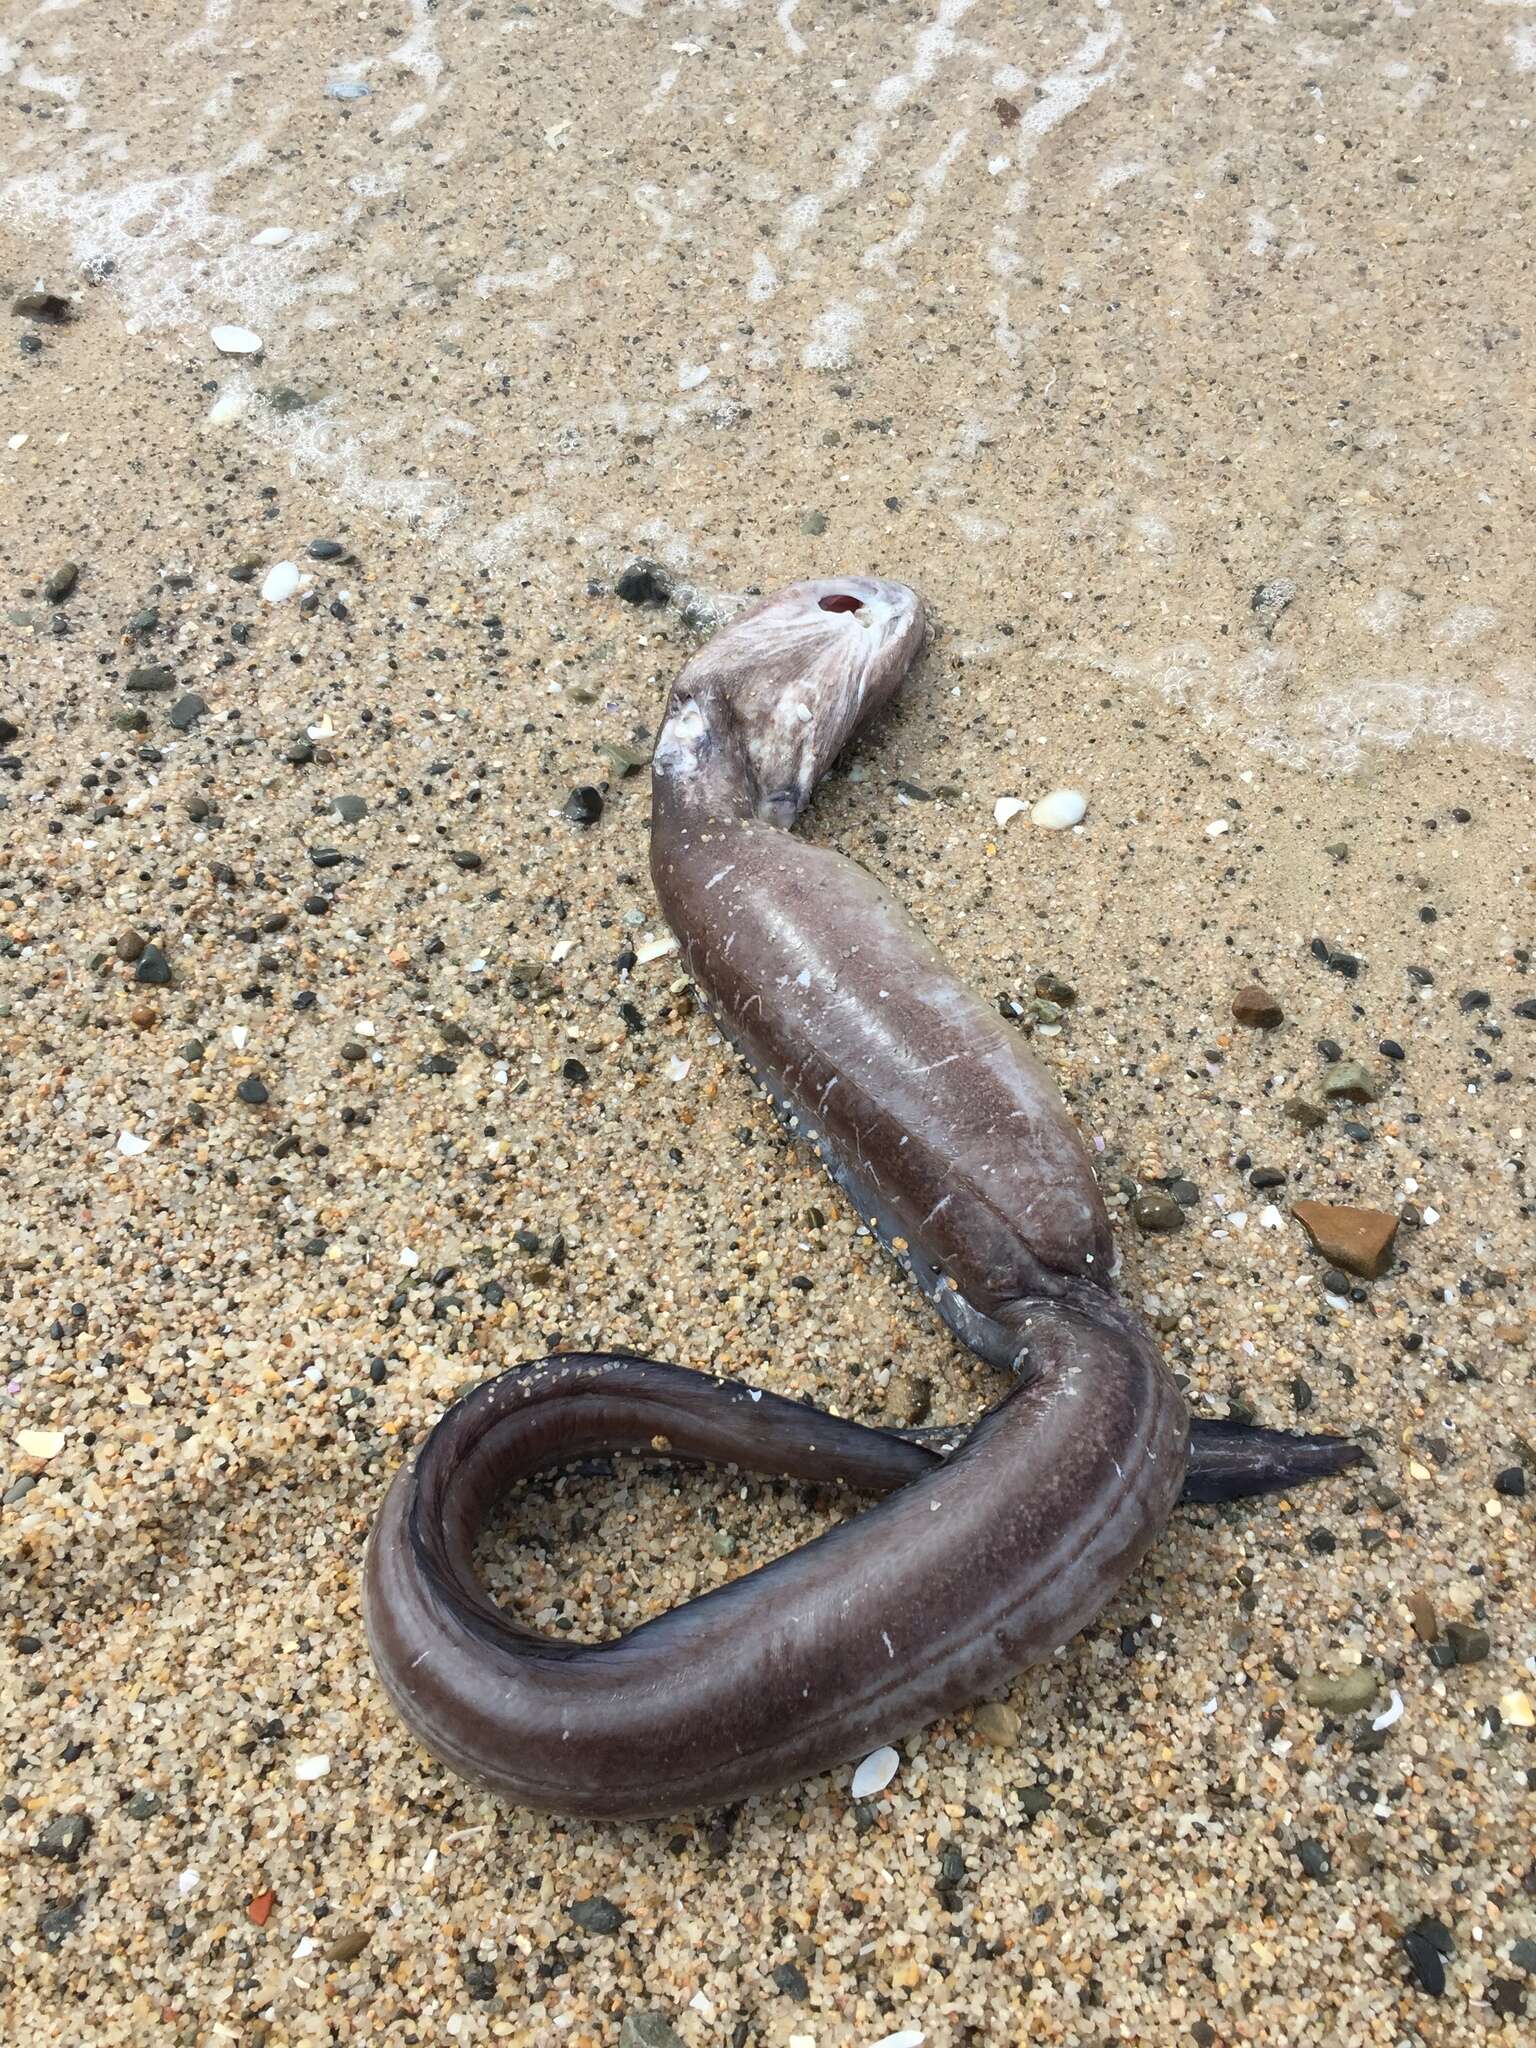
left=1, top=5, right=1533, bottom=2044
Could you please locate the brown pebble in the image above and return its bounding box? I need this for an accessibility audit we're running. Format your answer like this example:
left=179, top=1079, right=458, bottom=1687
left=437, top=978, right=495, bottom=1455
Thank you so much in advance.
left=325, top=1927, right=371, bottom=1964
left=1299, top=1667, right=1378, bottom=1712
left=130, top=1004, right=158, bottom=1031
left=1291, top=1200, right=1399, bottom=1279
left=247, top=1888, right=276, bottom=1927
left=886, top=1371, right=932, bottom=1426
left=1284, top=1098, right=1326, bottom=1130
left=115, top=928, right=146, bottom=963
left=971, top=1700, right=1021, bottom=1747
left=1406, top=1591, right=1438, bottom=1642
left=1232, top=983, right=1283, bottom=1028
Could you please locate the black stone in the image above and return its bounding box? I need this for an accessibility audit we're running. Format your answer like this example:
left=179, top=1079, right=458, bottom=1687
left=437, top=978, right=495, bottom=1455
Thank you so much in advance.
left=307, top=539, right=345, bottom=559
left=614, top=561, right=670, bottom=607
left=450, top=849, right=483, bottom=871
left=562, top=785, right=604, bottom=826
left=34, top=1814, right=91, bottom=1864
left=1493, top=1465, right=1526, bottom=1497
left=236, top=1076, right=269, bottom=1105
left=35, top=1898, right=83, bottom=1950
left=562, top=1057, right=590, bottom=1085
left=1379, top=1039, right=1405, bottom=1061
left=134, top=944, right=172, bottom=986
left=126, top=664, right=175, bottom=693
left=771, top=1963, right=810, bottom=2001
left=569, top=1896, right=625, bottom=1935
left=169, top=693, right=208, bottom=731
left=1459, top=990, right=1490, bottom=1012
left=1295, top=1838, right=1331, bottom=1880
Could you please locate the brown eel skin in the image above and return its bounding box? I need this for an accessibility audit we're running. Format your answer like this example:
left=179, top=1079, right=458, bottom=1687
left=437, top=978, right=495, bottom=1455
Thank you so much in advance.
left=364, top=577, right=1361, bottom=1820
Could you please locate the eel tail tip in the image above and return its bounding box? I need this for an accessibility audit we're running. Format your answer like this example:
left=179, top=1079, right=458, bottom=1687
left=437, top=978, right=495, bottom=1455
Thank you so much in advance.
left=1182, top=1417, right=1366, bottom=1505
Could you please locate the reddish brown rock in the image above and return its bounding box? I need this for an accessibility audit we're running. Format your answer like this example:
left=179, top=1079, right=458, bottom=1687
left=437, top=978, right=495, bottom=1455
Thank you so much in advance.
left=1292, top=1200, right=1399, bottom=1279
left=1232, top=983, right=1284, bottom=1028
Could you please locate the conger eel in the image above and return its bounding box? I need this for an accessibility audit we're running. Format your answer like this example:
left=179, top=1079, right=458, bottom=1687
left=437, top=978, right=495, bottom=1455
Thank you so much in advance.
left=365, top=576, right=1361, bottom=1819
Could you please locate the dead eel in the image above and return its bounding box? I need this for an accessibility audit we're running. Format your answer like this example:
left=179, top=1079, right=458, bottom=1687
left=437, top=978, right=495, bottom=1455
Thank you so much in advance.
left=365, top=576, right=1361, bottom=1820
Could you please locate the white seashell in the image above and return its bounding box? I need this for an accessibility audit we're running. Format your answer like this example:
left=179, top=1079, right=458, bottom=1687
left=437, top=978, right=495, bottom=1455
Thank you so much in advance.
left=206, top=389, right=249, bottom=426
left=993, top=796, right=1027, bottom=827
left=117, top=1129, right=150, bottom=1157
left=1204, top=818, right=1230, bottom=838
left=869, top=2034, right=926, bottom=2048
left=1372, top=1689, right=1404, bottom=1731
left=1030, top=788, right=1086, bottom=830
left=634, top=934, right=678, bottom=965
left=294, top=1754, right=331, bottom=1782
left=252, top=226, right=292, bottom=248
left=850, top=1745, right=899, bottom=1798
left=666, top=1056, right=692, bottom=1083
left=262, top=561, right=301, bottom=603
left=399, top=1248, right=420, bottom=1269
left=1258, top=1204, right=1284, bottom=1229
left=210, top=323, right=263, bottom=356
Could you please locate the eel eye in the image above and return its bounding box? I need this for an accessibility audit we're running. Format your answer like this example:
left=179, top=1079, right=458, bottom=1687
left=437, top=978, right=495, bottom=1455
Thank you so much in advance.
left=818, top=593, right=864, bottom=614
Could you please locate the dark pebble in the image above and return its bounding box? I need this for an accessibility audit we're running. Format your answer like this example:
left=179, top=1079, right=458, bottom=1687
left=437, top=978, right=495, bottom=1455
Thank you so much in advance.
left=179, top=1039, right=205, bottom=1063
left=126, top=664, right=175, bottom=693
left=1379, top=1038, right=1405, bottom=1060
left=562, top=1057, right=590, bottom=1085
left=333, top=794, right=368, bottom=822
left=1445, top=1621, right=1490, bottom=1665
left=1459, top=989, right=1490, bottom=1012
left=1513, top=997, right=1536, bottom=1021
left=0, top=716, right=18, bottom=745
left=169, top=693, right=207, bottom=731
left=35, top=1899, right=83, bottom=1951
left=34, top=1814, right=91, bottom=1864
left=1290, top=1377, right=1314, bottom=1413
left=44, top=562, right=78, bottom=604
left=562, top=785, right=604, bottom=826
left=236, top=1076, right=269, bottom=1105
left=1019, top=1784, right=1053, bottom=1820
left=614, top=561, right=670, bottom=606
left=422, top=1054, right=457, bottom=1076
left=12, top=289, right=72, bottom=322
left=307, top=539, right=345, bottom=559
left=1403, top=1918, right=1452, bottom=1996
left=1305, top=1527, right=1336, bottom=1554
left=1248, top=1166, right=1286, bottom=1189
left=771, top=1963, right=810, bottom=2001
left=310, top=847, right=344, bottom=869
left=1488, top=1979, right=1528, bottom=2020
left=1295, top=1838, right=1332, bottom=1881
left=184, top=795, right=211, bottom=821
left=569, top=1896, right=625, bottom=1935
left=1035, top=973, right=1076, bottom=1006
left=133, top=944, right=171, bottom=986
left=1323, top=1269, right=1353, bottom=1297
left=1493, top=1465, right=1525, bottom=1497
left=1285, top=1098, right=1326, bottom=1130
left=450, top=849, right=483, bottom=871
left=1407, top=964, right=1435, bottom=985
left=1166, top=1177, right=1201, bottom=1205
left=1132, top=1192, right=1185, bottom=1233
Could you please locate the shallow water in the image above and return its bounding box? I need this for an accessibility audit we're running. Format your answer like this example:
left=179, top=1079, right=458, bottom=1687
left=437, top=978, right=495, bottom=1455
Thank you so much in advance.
left=4, top=0, right=1531, bottom=767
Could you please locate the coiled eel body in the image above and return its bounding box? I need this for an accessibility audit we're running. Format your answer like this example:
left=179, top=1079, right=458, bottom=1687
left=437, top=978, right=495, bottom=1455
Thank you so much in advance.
left=365, top=577, right=1359, bottom=1820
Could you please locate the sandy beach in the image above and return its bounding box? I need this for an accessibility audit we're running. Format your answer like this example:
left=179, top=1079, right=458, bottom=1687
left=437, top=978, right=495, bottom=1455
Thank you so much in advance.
left=1, top=3, right=1533, bottom=2043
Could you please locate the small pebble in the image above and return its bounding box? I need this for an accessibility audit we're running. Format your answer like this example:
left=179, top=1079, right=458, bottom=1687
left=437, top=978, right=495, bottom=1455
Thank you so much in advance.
left=261, top=561, right=301, bottom=603
left=236, top=1076, right=270, bottom=1105
left=1132, top=1192, right=1185, bottom=1234
left=210, top=323, right=263, bottom=356
left=1231, top=984, right=1283, bottom=1028
left=562, top=786, right=604, bottom=826
left=1299, top=1668, right=1378, bottom=1712
left=43, top=562, right=78, bottom=604
left=1030, top=788, right=1086, bottom=831
left=971, top=1701, right=1021, bottom=1748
